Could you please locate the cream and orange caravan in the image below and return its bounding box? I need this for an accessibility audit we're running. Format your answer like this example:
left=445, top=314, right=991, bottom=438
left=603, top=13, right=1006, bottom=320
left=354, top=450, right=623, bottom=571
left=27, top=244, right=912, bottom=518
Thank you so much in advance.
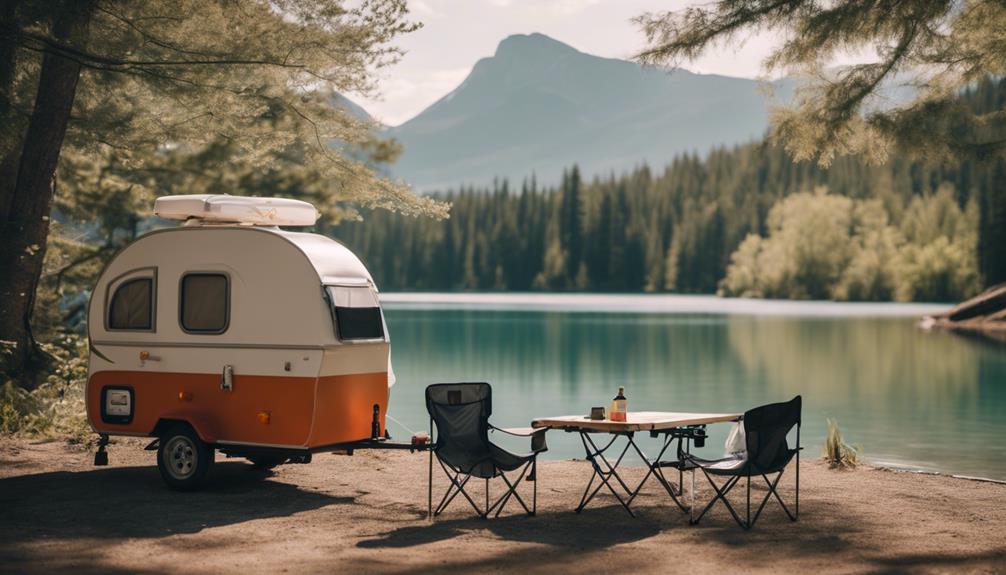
left=87, top=195, right=398, bottom=489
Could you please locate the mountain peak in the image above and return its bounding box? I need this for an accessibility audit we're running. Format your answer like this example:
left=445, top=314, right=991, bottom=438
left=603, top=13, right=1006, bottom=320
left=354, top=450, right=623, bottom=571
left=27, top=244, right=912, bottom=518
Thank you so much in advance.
left=391, top=32, right=798, bottom=191
left=494, top=33, right=578, bottom=59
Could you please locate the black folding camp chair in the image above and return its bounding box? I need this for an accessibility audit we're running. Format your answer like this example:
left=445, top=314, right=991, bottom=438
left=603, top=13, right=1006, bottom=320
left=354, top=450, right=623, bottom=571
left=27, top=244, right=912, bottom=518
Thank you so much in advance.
left=685, top=395, right=802, bottom=530
left=426, top=383, right=547, bottom=519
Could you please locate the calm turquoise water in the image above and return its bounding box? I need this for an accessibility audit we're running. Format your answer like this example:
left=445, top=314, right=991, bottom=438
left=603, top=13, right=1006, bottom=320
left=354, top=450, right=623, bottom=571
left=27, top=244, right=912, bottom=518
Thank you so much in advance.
left=381, top=294, right=1006, bottom=481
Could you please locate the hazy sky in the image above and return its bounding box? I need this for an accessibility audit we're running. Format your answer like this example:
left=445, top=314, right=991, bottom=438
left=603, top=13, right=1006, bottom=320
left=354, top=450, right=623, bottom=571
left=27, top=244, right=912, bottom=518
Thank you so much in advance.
left=351, top=0, right=784, bottom=126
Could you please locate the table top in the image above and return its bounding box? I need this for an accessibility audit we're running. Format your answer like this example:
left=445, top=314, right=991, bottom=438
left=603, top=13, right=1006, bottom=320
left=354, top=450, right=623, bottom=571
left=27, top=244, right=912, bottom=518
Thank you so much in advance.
left=531, top=411, right=741, bottom=433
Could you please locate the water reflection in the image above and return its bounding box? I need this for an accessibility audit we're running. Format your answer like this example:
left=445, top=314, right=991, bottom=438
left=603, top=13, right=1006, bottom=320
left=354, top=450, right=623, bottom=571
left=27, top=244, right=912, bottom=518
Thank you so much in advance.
left=384, top=307, right=1006, bottom=480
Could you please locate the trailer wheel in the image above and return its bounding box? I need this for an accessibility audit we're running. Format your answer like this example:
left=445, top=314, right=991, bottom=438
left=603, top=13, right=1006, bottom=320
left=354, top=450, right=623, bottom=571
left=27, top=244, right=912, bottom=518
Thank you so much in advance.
left=157, top=425, right=214, bottom=490
left=247, top=455, right=287, bottom=469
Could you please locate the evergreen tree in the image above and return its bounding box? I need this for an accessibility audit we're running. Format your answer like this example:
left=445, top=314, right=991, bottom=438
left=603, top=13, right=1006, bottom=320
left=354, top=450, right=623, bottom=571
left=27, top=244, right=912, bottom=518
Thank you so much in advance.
left=636, top=0, right=1006, bottom=164
left=979, top=160, right=1006, bottom=286
left=0, top=0, right=439, bottom=383
left=559, top=165, right=583, bottom=286
left=332, top=121, right=998, bottom=302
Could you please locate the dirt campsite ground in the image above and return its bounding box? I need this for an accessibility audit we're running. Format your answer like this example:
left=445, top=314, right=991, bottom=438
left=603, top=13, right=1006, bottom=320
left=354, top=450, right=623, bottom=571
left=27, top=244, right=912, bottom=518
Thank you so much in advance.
left=1, top=437, right=1004, bottom=575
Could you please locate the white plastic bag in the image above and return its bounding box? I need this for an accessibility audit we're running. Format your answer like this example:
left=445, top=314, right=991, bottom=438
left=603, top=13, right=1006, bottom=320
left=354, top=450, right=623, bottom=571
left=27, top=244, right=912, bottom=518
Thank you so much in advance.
left=725, top=420, right=746, bottom=457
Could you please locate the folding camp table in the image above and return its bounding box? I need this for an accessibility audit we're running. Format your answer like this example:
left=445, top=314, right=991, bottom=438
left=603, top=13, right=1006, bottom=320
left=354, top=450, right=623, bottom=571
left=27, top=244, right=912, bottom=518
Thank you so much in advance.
left=531, top=412, right=741, bottom=517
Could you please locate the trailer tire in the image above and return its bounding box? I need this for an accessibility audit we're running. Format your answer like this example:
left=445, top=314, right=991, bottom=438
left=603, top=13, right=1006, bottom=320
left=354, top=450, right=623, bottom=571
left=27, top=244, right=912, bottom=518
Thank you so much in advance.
left=157, top=424, right=214, bottom=490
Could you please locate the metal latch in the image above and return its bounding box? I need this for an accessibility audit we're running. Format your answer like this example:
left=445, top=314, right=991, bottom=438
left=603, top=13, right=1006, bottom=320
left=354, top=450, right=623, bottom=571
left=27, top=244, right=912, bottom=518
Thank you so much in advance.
left=221, top=364, right=234, bottom=391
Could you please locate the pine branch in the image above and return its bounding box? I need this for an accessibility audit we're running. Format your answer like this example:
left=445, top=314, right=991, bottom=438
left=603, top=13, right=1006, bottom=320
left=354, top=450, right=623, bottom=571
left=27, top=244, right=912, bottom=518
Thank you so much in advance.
left=634, top=0, right=805, bottom=65
left=5, top=30, right=309, bottom=70
left=95, top=5, right=230, bottom=60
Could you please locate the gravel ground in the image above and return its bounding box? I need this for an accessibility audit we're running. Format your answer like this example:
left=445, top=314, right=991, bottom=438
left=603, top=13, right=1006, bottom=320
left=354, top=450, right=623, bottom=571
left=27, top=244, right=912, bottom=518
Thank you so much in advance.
left=1, top=437, right=1004, bottom=575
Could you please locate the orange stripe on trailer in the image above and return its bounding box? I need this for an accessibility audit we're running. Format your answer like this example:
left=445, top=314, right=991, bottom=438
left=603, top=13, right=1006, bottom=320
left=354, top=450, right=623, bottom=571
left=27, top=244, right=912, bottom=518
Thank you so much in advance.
left=87, top=371, right=388, bottom=448
left=308, top=372, right=389, bottom=447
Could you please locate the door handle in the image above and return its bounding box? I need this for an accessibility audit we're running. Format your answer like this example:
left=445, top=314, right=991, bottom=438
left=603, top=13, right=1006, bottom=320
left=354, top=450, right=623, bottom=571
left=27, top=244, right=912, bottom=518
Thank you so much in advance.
left=221, top=365, right=234, bottom=391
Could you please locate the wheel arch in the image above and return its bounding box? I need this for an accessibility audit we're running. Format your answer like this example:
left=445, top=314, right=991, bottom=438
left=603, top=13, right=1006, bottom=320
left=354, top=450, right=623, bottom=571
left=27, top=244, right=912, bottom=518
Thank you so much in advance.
left=152, top=415, right=218, bottom=444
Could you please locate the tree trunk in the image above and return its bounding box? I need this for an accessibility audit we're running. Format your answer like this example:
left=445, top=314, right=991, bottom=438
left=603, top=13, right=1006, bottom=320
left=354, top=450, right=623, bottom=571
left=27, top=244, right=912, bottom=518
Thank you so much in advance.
left=0, top=0, right=22, bottom=220
left=0, top=3, right=93, bottom=384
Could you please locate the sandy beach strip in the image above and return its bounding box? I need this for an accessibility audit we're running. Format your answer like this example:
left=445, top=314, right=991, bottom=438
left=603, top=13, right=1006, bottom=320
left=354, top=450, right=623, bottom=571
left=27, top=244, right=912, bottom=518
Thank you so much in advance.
left=1, top=437, right=1003, bottom=574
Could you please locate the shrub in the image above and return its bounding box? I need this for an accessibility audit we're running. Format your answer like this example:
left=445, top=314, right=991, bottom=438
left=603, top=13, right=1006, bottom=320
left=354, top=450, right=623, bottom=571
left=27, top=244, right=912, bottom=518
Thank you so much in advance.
left=822, top=418, right=861, bottom=469
left=0, top=335, right=91, bottom=443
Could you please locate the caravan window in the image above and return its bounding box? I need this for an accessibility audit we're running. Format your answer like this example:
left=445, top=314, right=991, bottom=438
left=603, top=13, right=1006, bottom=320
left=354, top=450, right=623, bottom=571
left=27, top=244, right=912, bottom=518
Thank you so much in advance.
left=108, top=277, right=154, bottom=330
left=327, top=286, right=384, bottom=341
left=180, top=273, right=229, bottom=334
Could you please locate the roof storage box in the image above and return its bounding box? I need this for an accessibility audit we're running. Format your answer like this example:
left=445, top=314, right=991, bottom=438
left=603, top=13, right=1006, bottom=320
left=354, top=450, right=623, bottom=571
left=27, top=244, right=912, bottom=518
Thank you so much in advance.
left=154, top=194, right=319, bottom=226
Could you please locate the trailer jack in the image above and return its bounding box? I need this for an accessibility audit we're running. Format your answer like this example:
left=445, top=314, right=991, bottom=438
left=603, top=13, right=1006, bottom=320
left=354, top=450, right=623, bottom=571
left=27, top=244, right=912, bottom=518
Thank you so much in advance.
left=93, top=434, right=110, bottom=466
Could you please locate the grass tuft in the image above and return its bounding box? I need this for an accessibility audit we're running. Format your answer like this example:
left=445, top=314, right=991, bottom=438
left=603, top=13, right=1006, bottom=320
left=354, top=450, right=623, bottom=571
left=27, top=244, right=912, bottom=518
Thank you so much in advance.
left=822, top=417, right=861, bottom=469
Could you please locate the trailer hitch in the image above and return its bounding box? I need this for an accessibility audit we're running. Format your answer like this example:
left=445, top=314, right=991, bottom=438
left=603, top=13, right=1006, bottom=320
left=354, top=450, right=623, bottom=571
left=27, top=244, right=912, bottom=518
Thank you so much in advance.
left=299, top=405, right=431, bottom=455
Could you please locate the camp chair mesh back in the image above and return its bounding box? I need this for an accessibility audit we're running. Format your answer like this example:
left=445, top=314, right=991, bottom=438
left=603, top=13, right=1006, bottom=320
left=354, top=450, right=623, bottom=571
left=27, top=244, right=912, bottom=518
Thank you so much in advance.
left=426, top=383, right=496, bottom=479
left=744, top=395, right=801, bottom=475
left=688, top=395, right=801, bottom=530
left=425, top=382, right=545, bottom=519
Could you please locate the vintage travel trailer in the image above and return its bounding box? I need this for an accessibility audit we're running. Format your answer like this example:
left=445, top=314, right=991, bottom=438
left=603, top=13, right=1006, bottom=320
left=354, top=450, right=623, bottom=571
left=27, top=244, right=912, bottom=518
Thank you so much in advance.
left=86, top=194, right=403, bottom=489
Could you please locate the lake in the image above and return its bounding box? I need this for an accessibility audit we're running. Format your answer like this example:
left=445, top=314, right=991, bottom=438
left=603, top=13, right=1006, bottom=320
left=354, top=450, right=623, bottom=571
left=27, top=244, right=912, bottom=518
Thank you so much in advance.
left=380, top=294, right=1006, bottom=481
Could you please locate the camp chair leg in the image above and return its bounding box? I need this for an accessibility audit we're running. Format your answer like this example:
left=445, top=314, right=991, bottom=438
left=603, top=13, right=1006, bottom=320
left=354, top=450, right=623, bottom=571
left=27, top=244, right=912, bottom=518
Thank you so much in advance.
left=692, top=467, right=797, bottom=530
left=690, top=471, right=746, bottom=528
left=796, top=453, right=800, bottom=520
left=745, top=472, right=780, bottom=528
left=434, top=470, right=470, bottom=515
left=751, top=470, right=795, bottom=526
left=488, top=461, right=534, bottom=517
left=428, top=417, right=434, bottom=520
left=445, top=474, right=483, bottom=517
left=434, top=459, right=485, bottom=518
left=433, top=473, right=459, bottom=515
left=746, top=475, right=751, bottom=528
left=796, top=424, right=801, bottom=520
left=532, top=458, right=537, bottom=514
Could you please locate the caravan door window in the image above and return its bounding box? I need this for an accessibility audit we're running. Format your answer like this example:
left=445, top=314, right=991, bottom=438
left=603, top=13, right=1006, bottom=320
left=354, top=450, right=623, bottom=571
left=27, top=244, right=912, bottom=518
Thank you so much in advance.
left=108, top=276, right=154, bottom=331
left=327, top=286, right=384, bottom=341
left=180, top=273, right=230, bottom=334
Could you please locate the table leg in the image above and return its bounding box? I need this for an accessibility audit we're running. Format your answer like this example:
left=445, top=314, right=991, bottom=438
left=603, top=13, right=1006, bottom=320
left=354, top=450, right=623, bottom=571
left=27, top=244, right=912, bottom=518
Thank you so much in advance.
left=590, top=433, right=636, bottom=494
left=576, top=432, right=636, bottom=517
left=625, top=434, right=689, bottom=513
left=651, top=434, right=682, bottom=496
left=690, top=469, right=696, bottom=522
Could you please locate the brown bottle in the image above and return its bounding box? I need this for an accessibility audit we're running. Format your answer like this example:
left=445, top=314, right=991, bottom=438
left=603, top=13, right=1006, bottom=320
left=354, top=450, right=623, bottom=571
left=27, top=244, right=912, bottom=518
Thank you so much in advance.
left=610, top=386, right=627, bottom=422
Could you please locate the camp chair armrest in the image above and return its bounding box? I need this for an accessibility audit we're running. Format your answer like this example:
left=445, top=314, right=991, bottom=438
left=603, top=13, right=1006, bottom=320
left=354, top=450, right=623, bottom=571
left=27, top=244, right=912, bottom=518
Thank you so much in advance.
left=490, top=425, right=548, bottom=453
left=489, top=425, right=538, bottom=436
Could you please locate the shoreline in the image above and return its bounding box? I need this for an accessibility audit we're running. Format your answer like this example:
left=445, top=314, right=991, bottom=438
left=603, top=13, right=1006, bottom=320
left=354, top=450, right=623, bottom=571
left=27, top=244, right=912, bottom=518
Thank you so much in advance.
left=869, top=463, right=1006, bottom=485
left=378, top=292, right=951, bottom=317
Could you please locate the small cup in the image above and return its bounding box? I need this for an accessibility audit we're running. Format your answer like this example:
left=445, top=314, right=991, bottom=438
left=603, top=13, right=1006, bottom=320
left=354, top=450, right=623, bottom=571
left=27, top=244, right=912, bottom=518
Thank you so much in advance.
left=590, top=407, right=605, bottom=420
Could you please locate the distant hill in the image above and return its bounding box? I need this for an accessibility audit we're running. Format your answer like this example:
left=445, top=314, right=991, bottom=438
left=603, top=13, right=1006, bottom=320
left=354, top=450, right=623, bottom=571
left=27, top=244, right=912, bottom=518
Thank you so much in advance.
left=332, top=93, right=374, bottom=123
left=387, top=33, right=795, bottom=190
